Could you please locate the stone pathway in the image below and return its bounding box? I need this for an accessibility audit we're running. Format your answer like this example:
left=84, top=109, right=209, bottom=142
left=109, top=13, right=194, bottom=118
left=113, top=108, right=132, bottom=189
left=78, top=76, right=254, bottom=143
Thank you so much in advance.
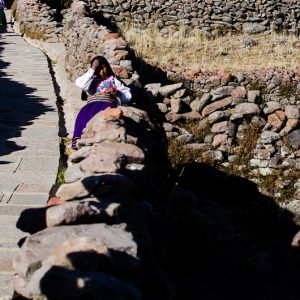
left=0, top=20, right=59, bottom=297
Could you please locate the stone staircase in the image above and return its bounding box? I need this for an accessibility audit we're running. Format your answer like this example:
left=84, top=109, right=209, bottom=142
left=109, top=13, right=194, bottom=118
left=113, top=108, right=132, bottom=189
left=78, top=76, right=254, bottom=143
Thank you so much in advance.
left=0, top=22, right=60, bottom=297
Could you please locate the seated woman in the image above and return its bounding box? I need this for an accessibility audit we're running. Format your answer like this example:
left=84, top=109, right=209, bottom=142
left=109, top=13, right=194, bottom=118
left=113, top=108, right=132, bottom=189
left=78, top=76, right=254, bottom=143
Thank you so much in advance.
left=72, top=56, right=132, bottom=149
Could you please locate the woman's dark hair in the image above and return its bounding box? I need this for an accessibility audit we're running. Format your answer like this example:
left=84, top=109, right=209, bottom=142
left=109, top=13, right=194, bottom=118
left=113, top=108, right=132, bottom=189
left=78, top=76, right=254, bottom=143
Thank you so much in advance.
left=90, top=56, right=114, bottom=77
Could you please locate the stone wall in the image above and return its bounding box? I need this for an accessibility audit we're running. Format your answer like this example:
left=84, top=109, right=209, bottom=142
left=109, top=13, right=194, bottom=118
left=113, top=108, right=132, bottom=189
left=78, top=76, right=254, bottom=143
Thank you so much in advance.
left=15, top=0, right=63, bottom=42
left=142, top=70, right=300, bottom=204
left=15, top=0, right=139, bottom=83
left=62, top=1, right=138, bottom=82
left=83, top=0, right=300, bottom=35
left=13, top=106, right=158, bottom=299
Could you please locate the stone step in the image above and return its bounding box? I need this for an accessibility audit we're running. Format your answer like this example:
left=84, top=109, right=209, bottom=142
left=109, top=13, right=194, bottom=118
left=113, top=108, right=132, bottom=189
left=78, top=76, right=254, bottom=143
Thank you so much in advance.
left=0, top=204, right=35, bottom=216
left=0, top=19, right=60, bottom=298
left=0, top=138, right=60, bottom=154
left=9, top=192, right=49, bottom=206
left=0, top=215, right=28, bottom=247
left=0, top=247, right=19, bottom=273
left=0, top=273, right=14, bottom=299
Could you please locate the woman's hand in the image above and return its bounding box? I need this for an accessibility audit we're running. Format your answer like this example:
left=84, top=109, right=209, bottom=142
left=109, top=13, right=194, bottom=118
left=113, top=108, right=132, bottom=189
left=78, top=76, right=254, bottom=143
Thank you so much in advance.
left=91, top=60, right=100, bottom=72
left=108, top=89, right=118, bottom=95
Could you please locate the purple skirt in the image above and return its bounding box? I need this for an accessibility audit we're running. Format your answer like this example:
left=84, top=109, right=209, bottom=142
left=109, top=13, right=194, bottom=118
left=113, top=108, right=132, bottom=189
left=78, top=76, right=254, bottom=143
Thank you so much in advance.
left=72, top=101, right=116, bottom=149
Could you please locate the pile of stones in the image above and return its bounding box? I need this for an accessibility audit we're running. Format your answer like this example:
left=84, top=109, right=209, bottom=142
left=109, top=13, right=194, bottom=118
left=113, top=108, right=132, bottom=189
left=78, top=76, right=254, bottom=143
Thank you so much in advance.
left=142, top=78, right=300, bottom=203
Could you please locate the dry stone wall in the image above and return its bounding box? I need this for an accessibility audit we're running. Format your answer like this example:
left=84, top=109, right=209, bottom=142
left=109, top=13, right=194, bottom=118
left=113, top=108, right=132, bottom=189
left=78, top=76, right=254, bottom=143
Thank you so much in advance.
left=13, top=106, right=156, bottom=299
left=14, top=0, right=138, bottom=83
left=83, top=0, right=300, bottom=35
left=62, top=1, right=139, bottom=82
left=15, top=0, right=63, bottom=42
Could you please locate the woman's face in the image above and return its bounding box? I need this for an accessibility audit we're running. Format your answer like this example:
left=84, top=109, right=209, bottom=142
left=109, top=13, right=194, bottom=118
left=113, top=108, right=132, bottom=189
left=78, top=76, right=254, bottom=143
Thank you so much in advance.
left=100, top=65, right=107, bottom=78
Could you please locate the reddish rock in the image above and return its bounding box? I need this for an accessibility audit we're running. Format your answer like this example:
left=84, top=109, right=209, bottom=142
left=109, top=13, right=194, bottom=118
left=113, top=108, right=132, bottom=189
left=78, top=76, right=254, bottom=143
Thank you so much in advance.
left=111, top=66, right=128, bottom=79
left=47, top=197, right=65, bottom=207
left=212, top=134, right=227, bottom=147
left=71, top=1, right=86, bottom=15
left=231, top=86, right=247, bottom=99
left=267, top=113, right=284, bottom=131
left=113, top=50, right=129, bottom=60
left=292, top=231, right=300, bottom=247
left=103, top=33, right=120, bottom=41
left=275, top=110, right=286, bottom=121
left=103, top=107, right=123, bottom=120
left=217, top=71, right=233, bottom=85
left=287, top=118, right=298, bottom=128
left=202, top=97, right=232, bottom=117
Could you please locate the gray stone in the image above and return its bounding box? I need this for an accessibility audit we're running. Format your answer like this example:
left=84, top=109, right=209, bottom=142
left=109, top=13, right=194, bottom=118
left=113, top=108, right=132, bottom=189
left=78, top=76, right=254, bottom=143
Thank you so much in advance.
left=79, top=142, right=145, bottom=173
left=263, top=101, right=281, bottom=114
left=242, top=22, right=266, bottom=34
left=144, top=83, right=161, bottom=97
left=190, top=99, right=201, bottom=112
left=46, top=201, right=120, bottom=227
left=170, top=98, right=182, bottom=113
left=211, top=86, right=234, bottom=97
left=176, top=134, right=194, bottom=143
left=64, top=164, right=87, bottom=183
left=211, top=121, right=228, bottom=133
left=234, top=103, right=259, bottom=115
left=285, top=105, right=299, bottom=119
left=186, top=143, right=212, bottom=151
left=56, top=174, right=133, bottom=201
left=198, top=93, right=211, bottom=112
left=202, top=97, right=232, bottom=117
left=22, top=265, right=141, bottom=300
left=261, top=131, right=280, bottom=144
left=119, top=106, right=149, bottom=123
left=208, top=111, right=226, bottom=124
left=247, top=90, right=260, bottom=103
left=13, top=223, right=138, bottom=277
left=288, top=129, right=300, bottom=149
left=158, top=82, right=183, bottom=97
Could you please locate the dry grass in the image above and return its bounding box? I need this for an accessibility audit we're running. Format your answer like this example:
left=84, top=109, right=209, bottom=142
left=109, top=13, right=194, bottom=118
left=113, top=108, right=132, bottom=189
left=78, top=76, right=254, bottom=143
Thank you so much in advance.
left=121, top=22, right=300, bottom=73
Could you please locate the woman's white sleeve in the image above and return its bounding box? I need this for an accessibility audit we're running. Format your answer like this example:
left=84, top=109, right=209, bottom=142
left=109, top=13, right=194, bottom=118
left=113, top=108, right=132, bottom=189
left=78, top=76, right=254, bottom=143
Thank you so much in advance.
left=115, top=78, right=132, bottom=104
left=75, top=68, right=95, bottom=94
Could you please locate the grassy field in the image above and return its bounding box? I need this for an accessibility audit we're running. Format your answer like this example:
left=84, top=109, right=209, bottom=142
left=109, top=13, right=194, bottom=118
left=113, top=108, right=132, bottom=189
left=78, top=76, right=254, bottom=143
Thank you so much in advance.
left=121, top=23, right=300, bottom=74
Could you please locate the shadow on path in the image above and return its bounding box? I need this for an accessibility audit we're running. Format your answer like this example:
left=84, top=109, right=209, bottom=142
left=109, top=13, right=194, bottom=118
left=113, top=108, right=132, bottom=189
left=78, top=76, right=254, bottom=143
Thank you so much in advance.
left=0, top=38, right=54, bottom=159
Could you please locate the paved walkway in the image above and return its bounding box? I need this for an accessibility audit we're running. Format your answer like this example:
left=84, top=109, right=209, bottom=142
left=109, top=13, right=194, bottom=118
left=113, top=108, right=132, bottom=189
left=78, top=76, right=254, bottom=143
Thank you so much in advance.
left=0, top=20, right=60, bottom=297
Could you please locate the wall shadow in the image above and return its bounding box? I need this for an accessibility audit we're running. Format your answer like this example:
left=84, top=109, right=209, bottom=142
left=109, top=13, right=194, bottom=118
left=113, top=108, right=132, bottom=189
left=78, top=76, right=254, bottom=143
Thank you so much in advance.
left=0, top=39, right=54, bottom=160
left=153, top=162, right=300, bottom=300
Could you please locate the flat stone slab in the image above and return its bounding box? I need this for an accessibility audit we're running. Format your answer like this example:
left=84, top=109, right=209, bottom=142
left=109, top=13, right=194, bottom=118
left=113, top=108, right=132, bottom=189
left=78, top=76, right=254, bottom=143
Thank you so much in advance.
left=0, top=215, right=28, bottom=246
left=15, top=224, right=137, bottom=277
left=0, top=273, right=14, bottom=299
left=0, top=247, right=19, bottom=272
left=0, top=205, right=32, bottom=216
left=9, top=193, right=49, bottom=206
left=0, top=171, right=57, bottom=186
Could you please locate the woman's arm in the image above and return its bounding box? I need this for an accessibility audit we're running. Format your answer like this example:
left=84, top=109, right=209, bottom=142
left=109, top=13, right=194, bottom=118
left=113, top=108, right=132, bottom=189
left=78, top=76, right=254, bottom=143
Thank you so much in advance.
left=114, top=78, right=132, bottom=104
left=75, top=68, right=95, bottom=95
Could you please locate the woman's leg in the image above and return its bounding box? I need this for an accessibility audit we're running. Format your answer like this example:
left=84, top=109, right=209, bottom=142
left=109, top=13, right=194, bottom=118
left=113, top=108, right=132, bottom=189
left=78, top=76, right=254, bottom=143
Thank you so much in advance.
left=72, top=101, right=116, bottom=149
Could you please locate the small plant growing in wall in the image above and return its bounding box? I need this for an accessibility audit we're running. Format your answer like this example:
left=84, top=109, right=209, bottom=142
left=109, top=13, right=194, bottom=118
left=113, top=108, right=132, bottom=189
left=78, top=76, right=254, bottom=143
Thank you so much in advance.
left=279, top=82, right=297, bottom=98
left=56, top=167, right=66, bottom=185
